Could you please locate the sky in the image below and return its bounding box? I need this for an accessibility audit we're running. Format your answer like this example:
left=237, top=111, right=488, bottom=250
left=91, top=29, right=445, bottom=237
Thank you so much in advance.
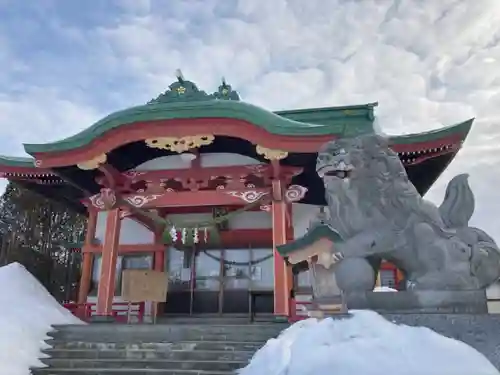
left=0, top=0, right=500, bottom=237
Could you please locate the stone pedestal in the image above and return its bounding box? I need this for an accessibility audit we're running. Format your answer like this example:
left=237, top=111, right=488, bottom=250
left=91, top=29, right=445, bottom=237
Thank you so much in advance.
left=319, top=313, right=500, bottom=370
left=384, top=313, right=500, bottom=369
left=308, top=295, right=347, bottom=318
left=343, top=290, right=488, bottom=314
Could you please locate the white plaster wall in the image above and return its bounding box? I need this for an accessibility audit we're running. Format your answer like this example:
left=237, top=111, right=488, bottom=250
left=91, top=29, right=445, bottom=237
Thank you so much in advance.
left=229, top=211, right=271, bottom=229
left=292, top=203, right=321, bottom=239
left=96, top=212, right=154, bottom=244
left=201, top=153, right=262, bottom=167
left=135, top=155, right=190, bottom=170
left=133, top=153, right=263, bottom=171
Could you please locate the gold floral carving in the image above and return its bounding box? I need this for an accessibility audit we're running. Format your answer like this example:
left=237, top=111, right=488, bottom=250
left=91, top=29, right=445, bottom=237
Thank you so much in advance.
left=256, top=145, right=288, bottom=160
left=145, top=135, right=214, bottom=153
left=77, top=154, right=107, bottom=170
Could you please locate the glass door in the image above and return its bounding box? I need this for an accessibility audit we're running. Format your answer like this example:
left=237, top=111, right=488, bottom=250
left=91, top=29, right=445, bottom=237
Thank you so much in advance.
left=222, top=249, right=251, bottom=314
left=249, top=248, right=274, bottom=314
left=164, top=247, right=193, bottom=314
left=192, top=250, right=222, bottom=314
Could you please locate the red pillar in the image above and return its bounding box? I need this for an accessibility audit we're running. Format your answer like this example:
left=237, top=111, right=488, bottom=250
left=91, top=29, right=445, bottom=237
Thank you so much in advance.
left=96, top=208, right=121, bottom=316
left=153, top=224, right=165, bottom=319
left=77, top=210, right=97, bottom=305
left=272, top=180, right=290, bottom=316
left=285, top=204, right=295, bottom=318
left=153, top=226, right=165, bottom=272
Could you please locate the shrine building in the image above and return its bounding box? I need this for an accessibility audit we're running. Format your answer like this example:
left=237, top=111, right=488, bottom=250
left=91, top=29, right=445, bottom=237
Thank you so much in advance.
left=0, top=73, right=476, bottom=321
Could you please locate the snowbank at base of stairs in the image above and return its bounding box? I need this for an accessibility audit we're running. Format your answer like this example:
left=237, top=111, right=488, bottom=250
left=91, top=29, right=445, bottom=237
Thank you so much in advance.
left=238, top=310, right=499, bottom=375
left=0, top=262, right=83, bottom=375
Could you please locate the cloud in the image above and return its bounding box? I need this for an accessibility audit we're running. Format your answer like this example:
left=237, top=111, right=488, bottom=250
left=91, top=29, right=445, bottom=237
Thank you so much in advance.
left=1, top=0, right=500, bottom=238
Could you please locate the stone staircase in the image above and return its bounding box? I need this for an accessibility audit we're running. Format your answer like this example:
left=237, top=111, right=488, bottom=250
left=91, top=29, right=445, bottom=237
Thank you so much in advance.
left=31, top=319, right=287, bottom=375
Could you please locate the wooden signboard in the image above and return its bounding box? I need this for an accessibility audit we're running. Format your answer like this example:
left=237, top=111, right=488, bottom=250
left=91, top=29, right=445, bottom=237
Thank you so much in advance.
left=121, top=270, right=168, bottom=303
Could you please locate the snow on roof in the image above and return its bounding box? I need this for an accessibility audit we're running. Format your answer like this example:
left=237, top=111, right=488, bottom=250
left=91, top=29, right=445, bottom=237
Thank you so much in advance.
left=238, top=310, right=499, bottom=375
left=0, top=262, right=83, bottom=375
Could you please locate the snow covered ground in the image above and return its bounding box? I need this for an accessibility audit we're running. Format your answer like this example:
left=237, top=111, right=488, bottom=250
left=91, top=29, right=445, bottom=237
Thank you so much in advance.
left=239, top=310, right=499, bottom=375
left=1, top=261, right=498, bottom=375
left=0, top=262, right=83, bottom=375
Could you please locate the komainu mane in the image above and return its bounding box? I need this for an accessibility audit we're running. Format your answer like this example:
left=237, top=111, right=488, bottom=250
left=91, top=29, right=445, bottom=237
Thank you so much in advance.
left=316, top=133, right=500, bottom=292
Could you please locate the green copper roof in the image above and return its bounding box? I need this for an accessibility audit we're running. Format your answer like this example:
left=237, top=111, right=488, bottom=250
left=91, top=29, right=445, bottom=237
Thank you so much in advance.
left=21, top=73, right=376, bottom=154
left=1, top=118, right=473, bottom=169
left=23, top=100, right=376, bottom=154
left=276, top=224, right=343, bottom=257
left=276, top=103, right=376, bottom=126
left=19, top=74, right=472, bottom=155
left=389, top=119, right=473, bottom=145
left=0, top=155, right=36, bottom=168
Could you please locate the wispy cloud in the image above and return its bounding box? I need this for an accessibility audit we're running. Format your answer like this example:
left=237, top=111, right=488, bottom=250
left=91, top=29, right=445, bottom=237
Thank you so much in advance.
left=0, top=0, right=500, bottom=236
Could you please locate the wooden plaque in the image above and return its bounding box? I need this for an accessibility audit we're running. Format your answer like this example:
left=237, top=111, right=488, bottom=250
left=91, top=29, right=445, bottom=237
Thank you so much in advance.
left=121, top=270, right=168, bottom=303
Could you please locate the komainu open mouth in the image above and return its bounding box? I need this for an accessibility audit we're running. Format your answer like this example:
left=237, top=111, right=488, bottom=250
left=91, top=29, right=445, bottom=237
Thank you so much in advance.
left=317, top=166, right=353, bottom=179
left=324, top=170, right=352, bottom=179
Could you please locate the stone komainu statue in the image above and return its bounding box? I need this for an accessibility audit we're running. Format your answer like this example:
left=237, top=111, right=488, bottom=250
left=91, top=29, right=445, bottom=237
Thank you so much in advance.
left=315, top=133, right=500, bottom=292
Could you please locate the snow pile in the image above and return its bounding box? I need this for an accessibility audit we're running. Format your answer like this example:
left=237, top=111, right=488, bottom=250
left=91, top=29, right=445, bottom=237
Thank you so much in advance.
left=239, top=310, right=499, bottom=375
left=373, top=286, right=398, bottom=292
left=0, top=262, right=83, bottom=375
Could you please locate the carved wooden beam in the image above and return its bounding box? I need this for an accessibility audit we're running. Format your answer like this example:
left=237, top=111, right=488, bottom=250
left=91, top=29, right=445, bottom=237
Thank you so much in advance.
left=96, top=164, right=302, bottom=193
left=83, top=187, right=272, bottom=211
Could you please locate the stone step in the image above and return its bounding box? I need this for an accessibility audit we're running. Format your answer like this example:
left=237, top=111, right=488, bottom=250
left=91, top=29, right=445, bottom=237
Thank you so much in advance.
left=36, top=359, right=246, bottom=371
left=46, top=331, right=275, bottom=343
left=37, top=322, right=273, bottom=375
left=46, top=340, right=264, bottom=352
left=41, top=349, right=253, bottom=361
left=31, top=369, right=233, bottom=375
left=157, top=316, right=277, bottom=325
left=50, top=324, right=285, bottom=334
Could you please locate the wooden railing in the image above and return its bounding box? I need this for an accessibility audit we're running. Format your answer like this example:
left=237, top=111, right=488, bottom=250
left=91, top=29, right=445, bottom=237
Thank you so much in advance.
left=63, top=302, right=146, bottom=323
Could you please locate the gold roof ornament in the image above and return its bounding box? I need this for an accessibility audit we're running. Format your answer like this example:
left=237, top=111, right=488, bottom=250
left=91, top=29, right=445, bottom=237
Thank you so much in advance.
left=256, top=145, right=288, bottom=160
left=145, top=135, right=214, bottom=153
left=77, top=153, right=107, bottom=170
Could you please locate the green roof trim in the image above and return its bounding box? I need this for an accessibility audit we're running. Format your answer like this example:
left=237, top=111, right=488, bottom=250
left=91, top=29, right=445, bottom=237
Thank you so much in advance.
left=276, top=102, right=377, bottom=125
left=23, top=100, right=376, bottom=154
left=389, top=118, right=473, bottom=145
left=276, top=224, right=344, bottom=257
left=0, top=155, right=36, bottom=168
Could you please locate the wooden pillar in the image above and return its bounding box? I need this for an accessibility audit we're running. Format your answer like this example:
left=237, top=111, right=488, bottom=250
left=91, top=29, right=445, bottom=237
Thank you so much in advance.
left=77, top=210, right=97, bottom=304
left=152, top=225, right=165, bottom=319
left=285, top=204, right=295, bottom=318
left=396, top=269, right=404, bottom=288
left=272, top=180, right=290, bottom=316
left=96, top=209, right=121, bottom=316
left=153, top=225, right=165, bottom=272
